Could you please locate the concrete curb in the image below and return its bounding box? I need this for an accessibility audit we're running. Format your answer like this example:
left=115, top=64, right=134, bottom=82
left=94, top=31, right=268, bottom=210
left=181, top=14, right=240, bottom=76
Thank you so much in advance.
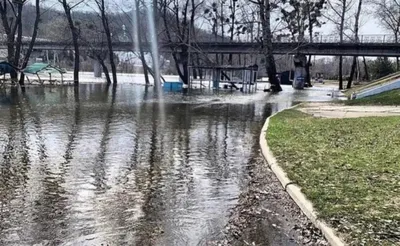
left=259, top=106, right=346, bottom=246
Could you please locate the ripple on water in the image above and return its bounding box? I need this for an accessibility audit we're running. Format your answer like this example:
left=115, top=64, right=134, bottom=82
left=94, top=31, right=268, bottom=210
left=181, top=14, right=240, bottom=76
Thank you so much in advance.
left=0, top=84, right=336, bottom=245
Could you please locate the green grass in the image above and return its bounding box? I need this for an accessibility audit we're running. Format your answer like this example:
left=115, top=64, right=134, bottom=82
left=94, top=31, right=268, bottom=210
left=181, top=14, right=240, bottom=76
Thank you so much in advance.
left=267, top=109, right=400, bottom=245
left=345, top=89, right=400, bottom=105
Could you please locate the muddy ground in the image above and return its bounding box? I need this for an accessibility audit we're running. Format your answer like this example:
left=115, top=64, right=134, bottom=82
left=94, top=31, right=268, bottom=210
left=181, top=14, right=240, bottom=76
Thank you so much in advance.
left=208, top=152, right=329, bottom=246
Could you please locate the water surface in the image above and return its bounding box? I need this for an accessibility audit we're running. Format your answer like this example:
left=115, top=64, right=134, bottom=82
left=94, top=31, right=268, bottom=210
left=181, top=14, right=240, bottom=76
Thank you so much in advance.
left=0, top=84, right=335, bottom=245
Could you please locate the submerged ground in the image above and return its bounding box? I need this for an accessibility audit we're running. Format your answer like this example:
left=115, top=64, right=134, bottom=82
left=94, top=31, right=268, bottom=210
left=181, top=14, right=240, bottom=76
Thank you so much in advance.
left=0, top=83, right=336, bottom=245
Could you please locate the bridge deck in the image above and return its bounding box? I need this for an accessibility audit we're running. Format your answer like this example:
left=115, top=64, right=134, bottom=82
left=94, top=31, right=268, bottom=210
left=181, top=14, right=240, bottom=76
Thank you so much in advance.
left=1, top=36, right=400, bottom=56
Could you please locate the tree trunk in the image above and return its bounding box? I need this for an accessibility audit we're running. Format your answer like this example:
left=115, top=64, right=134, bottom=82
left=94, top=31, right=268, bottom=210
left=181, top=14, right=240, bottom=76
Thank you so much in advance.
left=72, top=35, right=80, bottom=85
left=19, top=0, right=40, bottom=86
left=142, top=59, right=150, bottom=85
left=396, top=34, right=399, bottom=71
left=363, top=56, right=369, bottom=81
left=220, top=1, right=225, bottom=64
left=180, top=51, right=189, bottom=84
left=260, top=0, right=281, bottom=92
left=347, top=56, right=357, bottom=89
left=161, top=0, right=193, bottom=85
left=8, top=3, right=23, bottom=83
left=192, top=66, right=198, bottom=79
left=99, top=58, right=112, bottom=85
left=170, top=49, right=189, bottom=84
left=196, top=54, right=203, bottom=79
left=145, top=64, right=166, bottom=84
left=6, top=34, right=15, bottom=66
left=100, top=0, right=117, bottom=85
left=137, top=48, right=149, bottom=85
left=338, top=0, right=346, bottom=90
left=134, top=0, right=150, bottom=85
left=62, top=2, right=80, bottom=85
left=14, top=3, right=23, bottom=68
left=0, top=2, right=17, bottom=70
left=346, top=0, right=362, bottom=89
left=306, top=9, right=314, bottom=88
left=339, top=56, right=343, bottom=89
left=305, top=55, right=312, bottom=87
left=228, top=0, right=235, bottom=65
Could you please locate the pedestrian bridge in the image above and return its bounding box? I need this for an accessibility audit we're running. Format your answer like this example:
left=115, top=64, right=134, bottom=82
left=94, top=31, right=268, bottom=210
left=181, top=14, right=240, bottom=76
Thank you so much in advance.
left=1, top=34, right=399, bottom=57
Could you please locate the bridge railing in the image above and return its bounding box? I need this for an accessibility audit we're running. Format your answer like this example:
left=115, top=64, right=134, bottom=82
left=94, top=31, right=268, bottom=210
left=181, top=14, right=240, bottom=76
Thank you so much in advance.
left=0, top=34, right=398, bottom=49
left=274, top=35, right=398, bottom=44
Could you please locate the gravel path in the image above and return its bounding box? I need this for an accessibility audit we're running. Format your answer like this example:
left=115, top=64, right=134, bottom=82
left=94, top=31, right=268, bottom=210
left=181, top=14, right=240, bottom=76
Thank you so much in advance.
left=299, top=102, right=400, bottom=118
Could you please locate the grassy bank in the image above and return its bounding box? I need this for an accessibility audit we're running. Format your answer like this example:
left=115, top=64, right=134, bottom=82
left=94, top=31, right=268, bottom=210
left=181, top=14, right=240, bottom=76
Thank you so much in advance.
left=267, top=109, right=400, bottom=245
left=345, top=89, right=400, bottom=106
left=345, top=72, right=400, bottom=96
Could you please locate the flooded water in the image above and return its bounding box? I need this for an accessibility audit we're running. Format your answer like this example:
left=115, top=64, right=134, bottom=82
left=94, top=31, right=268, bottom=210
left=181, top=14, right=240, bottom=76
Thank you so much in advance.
left=0, top=84, right=336, bottom=246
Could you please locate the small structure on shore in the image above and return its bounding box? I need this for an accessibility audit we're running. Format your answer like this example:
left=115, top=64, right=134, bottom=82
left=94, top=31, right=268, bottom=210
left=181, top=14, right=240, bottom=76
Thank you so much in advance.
left=23, top=63, right=66, bottom=85
left=163, top=81, right=183, bottom=92
left=188, top=65, right=259, bottom=93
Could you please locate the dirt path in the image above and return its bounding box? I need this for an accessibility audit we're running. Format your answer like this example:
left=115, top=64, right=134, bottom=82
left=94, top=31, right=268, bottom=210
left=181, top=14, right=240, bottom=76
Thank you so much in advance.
left=299, top=102, right=400, bottom=118
left=210, top=154, right=328, bottom=246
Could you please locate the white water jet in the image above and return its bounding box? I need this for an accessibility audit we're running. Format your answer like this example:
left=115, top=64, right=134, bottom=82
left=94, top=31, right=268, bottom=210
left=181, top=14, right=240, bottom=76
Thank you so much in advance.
left=132, top=0, right=142, bottom=76
left=145, top=0, right=162, bottom=93
left=145, top=0, right=165, bottom=127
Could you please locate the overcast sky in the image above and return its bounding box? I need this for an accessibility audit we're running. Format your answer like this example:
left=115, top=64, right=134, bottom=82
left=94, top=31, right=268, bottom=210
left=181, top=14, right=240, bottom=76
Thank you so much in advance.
left=41, top=0, right=388, bottom=36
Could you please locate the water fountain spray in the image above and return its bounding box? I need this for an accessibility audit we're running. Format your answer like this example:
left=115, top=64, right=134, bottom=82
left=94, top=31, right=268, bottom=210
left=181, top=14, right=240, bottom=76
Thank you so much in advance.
left=145, top=0, right=162, bottom=94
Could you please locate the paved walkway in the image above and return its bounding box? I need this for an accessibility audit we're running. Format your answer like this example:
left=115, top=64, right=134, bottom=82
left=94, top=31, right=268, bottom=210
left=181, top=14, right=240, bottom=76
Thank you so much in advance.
left=299, top=102, right=400, bottom=118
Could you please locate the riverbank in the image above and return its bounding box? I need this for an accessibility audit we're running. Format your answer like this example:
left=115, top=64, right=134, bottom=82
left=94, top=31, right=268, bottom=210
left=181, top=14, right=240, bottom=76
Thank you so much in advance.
left=266, top=104, right=400, bottom=245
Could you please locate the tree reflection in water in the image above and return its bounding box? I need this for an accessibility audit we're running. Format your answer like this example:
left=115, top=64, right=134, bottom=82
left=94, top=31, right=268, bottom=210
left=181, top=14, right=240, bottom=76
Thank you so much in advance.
left=0, top=84, right=280, bottom=245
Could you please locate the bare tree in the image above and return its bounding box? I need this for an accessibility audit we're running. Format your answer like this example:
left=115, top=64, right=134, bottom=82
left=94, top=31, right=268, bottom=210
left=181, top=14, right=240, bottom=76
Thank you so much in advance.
left=134, top=0, right=152, bottom=85
left=250, top=0, right=282, bottom=92
left=204, top=1, right=224, bottom=64
left=280, top=0, right=326, bottom=87
left=227, top=0, right=236, bottom=64
left=0, top=1, right=26, bottom=82
left=160, top=0, right=203, bottom=84
left=327, top=0, right=354, bottom=89
left=19, top=0, right=41, bottom=86
left=227, top=0, right=249, bottom=64
left=94, top=0, right=118, bottom=85
left=362, top=56, right=369, bottom=81
left=79, top=19, right=113, bottom=84
left=346, top=0, right=363, bottom=88
left=114, top=0, right=161, bottom=85
left=58, top=0, right=86, bottom=85
left=372, top=0, right=400, bottom=70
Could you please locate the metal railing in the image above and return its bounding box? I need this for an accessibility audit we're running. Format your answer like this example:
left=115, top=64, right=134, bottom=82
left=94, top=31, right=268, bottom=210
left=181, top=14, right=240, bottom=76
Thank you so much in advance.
left=0, top=34, right=398, bottom=48
left=274, top=34, right=399, bottom=43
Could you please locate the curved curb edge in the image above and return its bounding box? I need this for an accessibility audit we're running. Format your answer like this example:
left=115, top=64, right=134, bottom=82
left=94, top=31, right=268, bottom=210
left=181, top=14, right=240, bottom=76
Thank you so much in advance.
left=259, top=106, right=346, bottom=246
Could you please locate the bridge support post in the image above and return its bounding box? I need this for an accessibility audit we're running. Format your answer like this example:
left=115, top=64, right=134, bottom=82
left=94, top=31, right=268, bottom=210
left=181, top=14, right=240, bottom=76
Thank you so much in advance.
left=93, top=59, right=102, bottom=78
left=212, top=68, right=221, bottom=90
left=293, top=54, right=307, bottom=89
